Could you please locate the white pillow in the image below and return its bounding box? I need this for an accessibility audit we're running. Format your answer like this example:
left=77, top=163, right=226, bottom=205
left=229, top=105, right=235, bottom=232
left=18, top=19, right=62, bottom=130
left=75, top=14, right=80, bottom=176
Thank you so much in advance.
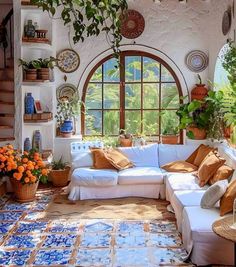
left=118, top=144, right=159, bottom=167
left=71, top=152, right=93, bottom=169
left=200, top=180, right=228, bottom=209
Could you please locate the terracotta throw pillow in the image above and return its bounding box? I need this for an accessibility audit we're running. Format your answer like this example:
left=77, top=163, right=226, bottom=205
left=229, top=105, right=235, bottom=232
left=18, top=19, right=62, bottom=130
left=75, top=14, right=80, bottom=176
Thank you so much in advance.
left=90, top=148, right=115, bottom=169
left=208, top=164, right=234, bottom=185
left=186, top=144, right=206, bottom=164
left=104, top=148, right=133, bottom=170
left=197, top=151, right=225, bottom=187
left=161, top=160, right=198, bottom=173
left=220, top=180, right=236, bottom=216
left=193, top=145, right=214, bottom=167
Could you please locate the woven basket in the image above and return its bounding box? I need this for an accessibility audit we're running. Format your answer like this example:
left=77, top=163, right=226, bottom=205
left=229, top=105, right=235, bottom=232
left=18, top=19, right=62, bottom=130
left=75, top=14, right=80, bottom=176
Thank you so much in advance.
left=50, top=166, right=70, bottom=187
left=10, top=178, right=39, bottom=203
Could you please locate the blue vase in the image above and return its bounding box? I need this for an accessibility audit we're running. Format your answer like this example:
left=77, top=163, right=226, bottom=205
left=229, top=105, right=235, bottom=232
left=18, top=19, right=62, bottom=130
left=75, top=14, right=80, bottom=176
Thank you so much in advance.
left=60, top=120, right=73, bottom=134
left=24, top=137, right=31, bottom=152
left=32, top=130, right=42, bottom=152
left=25, top=93, right=34, bottom=114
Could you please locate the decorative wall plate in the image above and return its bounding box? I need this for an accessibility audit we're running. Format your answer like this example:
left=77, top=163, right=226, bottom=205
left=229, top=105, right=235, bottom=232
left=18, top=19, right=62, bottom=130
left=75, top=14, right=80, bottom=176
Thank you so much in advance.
left=185, top=50, right=209, bottom=73
left=57, top=49, right=80, bottom=73
left=222, top=10, right=232, bottom=36
left=121, top=10, right=145, bottom=39
left=56, top=83, right=78, bottom=103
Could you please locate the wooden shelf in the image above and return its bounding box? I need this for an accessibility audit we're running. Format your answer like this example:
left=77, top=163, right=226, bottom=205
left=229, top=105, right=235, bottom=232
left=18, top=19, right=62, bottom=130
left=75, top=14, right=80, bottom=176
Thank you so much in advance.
left=22, top=80, right=53, bottom=86
left=0, top=137, right=15, bottom=142
left=22, top=37, right=51, bottom=45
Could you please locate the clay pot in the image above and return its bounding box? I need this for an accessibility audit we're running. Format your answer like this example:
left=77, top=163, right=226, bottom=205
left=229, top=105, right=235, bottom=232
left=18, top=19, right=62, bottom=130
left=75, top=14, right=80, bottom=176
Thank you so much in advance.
left=161, top=135, right=179, bottom=144
left=224, top=126, right=233, bottom=138
left=25, top=69, right=37, bottom=80
left=119, top=137, right=132, bottom=147
left=191, top=84, right=208, bottom=101
left=50, top=166, right=70, bottom=187
left=187, top=126, right=206, bottom=140
left=38, top=68, right=50, bottom=80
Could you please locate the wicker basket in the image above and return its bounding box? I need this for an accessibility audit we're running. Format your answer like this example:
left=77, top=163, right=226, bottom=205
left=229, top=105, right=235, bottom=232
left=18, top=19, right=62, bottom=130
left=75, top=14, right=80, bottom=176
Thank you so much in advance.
left=50, top=166, right=70, bottom=187
left=10, top=178, right=39, bottom=203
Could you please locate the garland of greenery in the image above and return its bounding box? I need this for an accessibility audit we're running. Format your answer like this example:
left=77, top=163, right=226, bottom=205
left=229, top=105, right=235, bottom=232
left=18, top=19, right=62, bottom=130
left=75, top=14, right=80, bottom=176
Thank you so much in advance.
left=31, top=0, right=128, bottom=58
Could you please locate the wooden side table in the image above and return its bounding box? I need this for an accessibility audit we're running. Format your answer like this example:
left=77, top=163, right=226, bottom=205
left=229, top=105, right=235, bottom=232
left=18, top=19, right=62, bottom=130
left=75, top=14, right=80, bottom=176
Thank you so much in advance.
left=212, top=216, right=236, bottom=265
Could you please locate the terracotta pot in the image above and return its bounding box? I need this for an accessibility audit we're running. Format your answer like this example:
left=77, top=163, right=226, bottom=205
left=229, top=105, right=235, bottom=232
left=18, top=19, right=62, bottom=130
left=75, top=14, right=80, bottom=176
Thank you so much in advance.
left=50, top=166, right=70, bottom=187
left=119, top=138, right=132, bottom=147
left=25, top=69, right=37, bottom=80
left=0, top=180, right=7, bottom=196
left=10, top=178, right=39, bottom=202
left=187, top=126, right=206, bottom=140
left=191, top=84, right=208, bottom=101
left=161, top=135, right=179, bottom=144
left=38, top=68, right=50, bottom=80
left=224, top=126, right=233, bottom=138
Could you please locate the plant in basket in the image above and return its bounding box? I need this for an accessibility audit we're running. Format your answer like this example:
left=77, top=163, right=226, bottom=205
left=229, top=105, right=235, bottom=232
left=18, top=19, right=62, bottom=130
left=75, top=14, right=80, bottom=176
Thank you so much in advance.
left=49, top=157, right=70, bottom=187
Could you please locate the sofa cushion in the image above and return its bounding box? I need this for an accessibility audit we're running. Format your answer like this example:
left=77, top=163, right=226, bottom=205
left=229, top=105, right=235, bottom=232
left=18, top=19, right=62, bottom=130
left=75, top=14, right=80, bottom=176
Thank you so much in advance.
left=118, top=167, right=164, bottom=185
left=104, top=148, right=133, bottom=170
left=185, top=144, right=205, bottom=164
left=209, top=164, right=234, bottom=185
left=220, top=179, right=236, bottom=216
left=90, top=148, right=116, bottom=169
left=193, top=145, right=214, bottom=167
left=158, top=144, right=199, bottom=166
left=118, top=144, right=159, bottom=167
left=71, top=168, right=118, bottom=187
left=71, top=151, right=93, bottom=169
left=161, top=160, right=197, bottom=173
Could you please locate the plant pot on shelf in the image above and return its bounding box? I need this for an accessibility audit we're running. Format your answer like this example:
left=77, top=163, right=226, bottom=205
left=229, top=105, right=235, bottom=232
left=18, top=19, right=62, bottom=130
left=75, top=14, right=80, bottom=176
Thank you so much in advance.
left=37, top=68, right=50, bottom=80
left=187, top=126, right=206, bottom=140
left=161, top=135, right=179, bottom=144
left=50, top=166, right=70, bottom=187
left=119, top=137, right=132, bottom=147
left=60, top=120, right=73, bottom=138
left=191, top=84, right=208, bottom=101
left=10, top=178, right=39, bottom=203
left=25, top=69, right=37, bottom=80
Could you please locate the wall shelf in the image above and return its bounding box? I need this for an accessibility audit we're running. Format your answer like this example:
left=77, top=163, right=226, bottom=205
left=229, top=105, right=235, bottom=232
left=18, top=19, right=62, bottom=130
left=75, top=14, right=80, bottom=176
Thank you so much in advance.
left=22, top=42, right=52, bottom=50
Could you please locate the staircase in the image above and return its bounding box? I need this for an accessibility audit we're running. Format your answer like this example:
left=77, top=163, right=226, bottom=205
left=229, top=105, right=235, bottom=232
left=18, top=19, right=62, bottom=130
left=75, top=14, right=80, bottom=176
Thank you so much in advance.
left=0, top=7, right=14, bottom=144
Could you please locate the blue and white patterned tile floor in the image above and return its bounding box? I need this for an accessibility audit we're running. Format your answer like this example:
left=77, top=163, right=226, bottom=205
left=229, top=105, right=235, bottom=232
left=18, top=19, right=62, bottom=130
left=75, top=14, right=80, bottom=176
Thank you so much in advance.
left=0, top=188, right=193, bottom=267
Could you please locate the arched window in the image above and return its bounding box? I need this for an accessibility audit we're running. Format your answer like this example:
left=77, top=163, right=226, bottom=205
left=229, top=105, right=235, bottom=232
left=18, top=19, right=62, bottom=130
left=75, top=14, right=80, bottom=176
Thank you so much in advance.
left=82, top=51, right=182, bottom=141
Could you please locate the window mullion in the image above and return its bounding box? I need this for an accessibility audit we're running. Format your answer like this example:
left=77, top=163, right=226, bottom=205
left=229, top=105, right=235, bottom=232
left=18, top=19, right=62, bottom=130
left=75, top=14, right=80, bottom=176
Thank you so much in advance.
left=120, top=54, right=125, bottom=131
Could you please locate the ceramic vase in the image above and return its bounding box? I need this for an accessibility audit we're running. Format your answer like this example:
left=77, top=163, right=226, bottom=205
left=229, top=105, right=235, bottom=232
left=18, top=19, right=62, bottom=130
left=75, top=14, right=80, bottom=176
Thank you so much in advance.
left=24, top=137, right=31, bottom=152
left=24, top=20, right=35, bottom=38
left=32, top=130, right=42, bottom=152
left=191, top=84, right=208, bottom=101
left=60, top=120, right=73, bottom=138
left=25, top=93, right=34, bottom=114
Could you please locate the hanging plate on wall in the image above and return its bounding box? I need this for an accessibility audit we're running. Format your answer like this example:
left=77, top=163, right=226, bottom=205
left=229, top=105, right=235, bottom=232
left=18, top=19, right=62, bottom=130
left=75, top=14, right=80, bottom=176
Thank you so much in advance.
left=57, top=49, right=80, bottom=73
left=121, top=10, right=145, bottom=39
left=185, top=50, right=209, bottom=73
left=222, top=9, right=232, bottom=36
left=56, top=83, right=78, bottom=103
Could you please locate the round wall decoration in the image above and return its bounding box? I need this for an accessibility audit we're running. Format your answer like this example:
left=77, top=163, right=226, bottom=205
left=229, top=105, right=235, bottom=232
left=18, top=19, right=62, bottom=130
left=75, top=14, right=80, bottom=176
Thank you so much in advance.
left=185, top=50, right=209, bottom=73
left=121, top=10, right=145, bottom=39
left=222, top=10, right=232, bottom=36
left=57, top=49, right=80, bottom=73
left=56, top=83, right=78, bottom=103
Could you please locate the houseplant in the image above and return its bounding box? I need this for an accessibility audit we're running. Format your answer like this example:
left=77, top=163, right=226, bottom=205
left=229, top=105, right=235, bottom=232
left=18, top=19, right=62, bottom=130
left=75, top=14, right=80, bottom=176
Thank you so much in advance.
left=191, top=74, right=208, bottom=101
left=19, top=59, right=41, bottom=80
left=161, top=111, right=179, bottom=144
left=49, top=157, right=70, bottom=187
left=118, top=129, right=133, bottom=147
left=0, top=146, right=48, bottom=202
left=55, top=96, right=81, bottom=137
left=37, top=57, right=57, bottom=80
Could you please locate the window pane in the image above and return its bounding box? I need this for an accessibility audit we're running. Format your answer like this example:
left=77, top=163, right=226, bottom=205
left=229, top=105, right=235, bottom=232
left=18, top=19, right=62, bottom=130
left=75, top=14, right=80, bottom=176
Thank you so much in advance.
left=161, top=110, right=179, bottom=135
left=161, top=66, right=175, bottom=82
left=161, top=84, right=180, bottom=109
left=85, top=110, right=102, bottom=135
left=86, top=83, right=102, bottom=109
left=125, top=84, right=141, bottom=109
left=104, top=58, right=120, bottom=82
left=125, top=111, right=141, bottom=134
left=143, top=111, right=159, bottom=135
left=143, top=57, right=160, bottom=82
left=125, top=56, right=141, bottom=82
left=104, top=111, right=119, bottom=135
left=143, top=84, right=159, bottom=109
left=90, top=66, right=102, bottom=82
left=104, top=84, right=120, bottom=109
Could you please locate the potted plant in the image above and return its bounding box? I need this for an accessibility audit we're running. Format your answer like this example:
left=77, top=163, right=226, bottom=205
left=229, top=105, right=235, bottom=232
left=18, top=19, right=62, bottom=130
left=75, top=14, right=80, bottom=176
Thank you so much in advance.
left=19, top=59, right=41, bottom=80
left=0, top=146, right=49, bottom=202
left=161, top=110, right=179, bottom=144
left=118, top=129, right=133, bottom=147
left=37, top=57, right=57, bottom=80
left=49, top=157, right=70, bottom=187
left=55, top=95, right=81, bottom=137
left=191, top=74, right=208, bottom=101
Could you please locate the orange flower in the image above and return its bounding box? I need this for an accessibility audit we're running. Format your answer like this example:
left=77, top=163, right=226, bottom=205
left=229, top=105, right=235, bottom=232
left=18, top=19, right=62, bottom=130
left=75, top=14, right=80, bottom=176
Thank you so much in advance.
left=7, top=166, right=12, bottom=171
left=37, top=161, right=45, bottom=168
left=27, top=164, right=34, bottom=171
left=26, top=170, right=32, bottom=176
left=18, top=166, right=25, bottom=173
left=41, top=169, right=48, bottom=175
left=13, top=172, right=22, bottom=180
left=30, top=176, right=37, bottom=183
left=23, top=151, right=29, bottom=156
left=24, top=177, right=30, bottom=183
left=22, top=157, right=28, bottom=163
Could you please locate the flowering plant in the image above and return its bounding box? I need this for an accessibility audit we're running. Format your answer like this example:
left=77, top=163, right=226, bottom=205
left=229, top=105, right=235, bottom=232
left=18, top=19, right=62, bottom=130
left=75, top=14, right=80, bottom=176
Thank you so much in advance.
left=0, top=145, right=48, bottom=184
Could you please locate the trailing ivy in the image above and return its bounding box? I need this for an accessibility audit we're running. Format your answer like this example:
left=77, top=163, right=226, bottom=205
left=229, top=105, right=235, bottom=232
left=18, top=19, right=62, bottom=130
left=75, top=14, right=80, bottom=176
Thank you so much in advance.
left=31, top=0, right=128, bottom=58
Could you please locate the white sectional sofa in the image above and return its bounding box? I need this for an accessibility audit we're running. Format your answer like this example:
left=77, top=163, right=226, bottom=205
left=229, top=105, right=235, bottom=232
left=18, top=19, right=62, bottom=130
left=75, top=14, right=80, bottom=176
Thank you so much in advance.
left=67, top=141, right=236, bottom=266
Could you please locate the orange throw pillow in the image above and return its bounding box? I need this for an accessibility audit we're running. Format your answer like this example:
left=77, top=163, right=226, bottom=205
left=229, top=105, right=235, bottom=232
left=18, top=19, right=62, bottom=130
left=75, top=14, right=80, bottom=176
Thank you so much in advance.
left=186, top=144, right=206, bottom=164
left=208, top=165, right=234, bottom=185
left=220, top=180, right=236, bottom=216
left=90, top=148, right=115, bottom=169
left=193, top=145, right=214, bottom=167
left=161, top=160, right=198, bottom=173
left=104, top=148, right=133, bottom=170
left=197, top=151, right=225, bottom=187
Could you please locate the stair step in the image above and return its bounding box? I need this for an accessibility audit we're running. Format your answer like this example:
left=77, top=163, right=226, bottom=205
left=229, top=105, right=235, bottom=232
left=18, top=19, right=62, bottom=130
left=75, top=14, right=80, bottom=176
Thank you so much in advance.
left=0, top=125, right=13, bottom=129
left=0, top=91, right=14, bottom=102
left=0, top=137, right=15, bottom=142
left=6, top=58, right=14, bottom=68
left=0, top=68, right=14, bottom=81
left=0, top=115, right=14, bottom=126
left=0, top=114, right=14, bottom=117
left=0, top=80, right=14, bottom=91
left=0, top=101, right=14, bottom=105
left=0, top=102, right=14, bottom=114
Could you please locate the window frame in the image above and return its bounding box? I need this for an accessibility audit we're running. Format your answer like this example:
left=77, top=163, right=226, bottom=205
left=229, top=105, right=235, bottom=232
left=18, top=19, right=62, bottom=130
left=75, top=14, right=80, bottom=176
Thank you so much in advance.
left=81, top=50, right=183, bottom=142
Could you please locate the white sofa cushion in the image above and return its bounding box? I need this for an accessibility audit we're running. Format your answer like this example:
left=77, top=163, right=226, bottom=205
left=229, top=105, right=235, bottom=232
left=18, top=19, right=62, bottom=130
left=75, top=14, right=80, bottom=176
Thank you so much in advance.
left=165, top=173, right=209, bottom=201
left=71, top=152, right=93, bottom=169
left=71, top=168, right=118, bottom=187
left=118, top=144, right=159, bottom=167
left=159, top=144, right=199, bottom=166
left=118, top=167, right=164, bottom=185
left=171, top=190, right=205, bottom=231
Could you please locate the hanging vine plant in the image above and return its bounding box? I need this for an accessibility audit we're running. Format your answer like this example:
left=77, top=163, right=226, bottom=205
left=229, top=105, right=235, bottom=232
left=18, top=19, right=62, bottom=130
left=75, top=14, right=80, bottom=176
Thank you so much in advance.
left=31, top=0, right=128, bottom=58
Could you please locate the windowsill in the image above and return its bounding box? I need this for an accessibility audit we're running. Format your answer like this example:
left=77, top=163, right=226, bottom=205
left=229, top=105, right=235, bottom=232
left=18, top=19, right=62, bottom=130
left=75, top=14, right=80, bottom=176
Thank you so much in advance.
left=54, top=135, right=82, bottom=140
